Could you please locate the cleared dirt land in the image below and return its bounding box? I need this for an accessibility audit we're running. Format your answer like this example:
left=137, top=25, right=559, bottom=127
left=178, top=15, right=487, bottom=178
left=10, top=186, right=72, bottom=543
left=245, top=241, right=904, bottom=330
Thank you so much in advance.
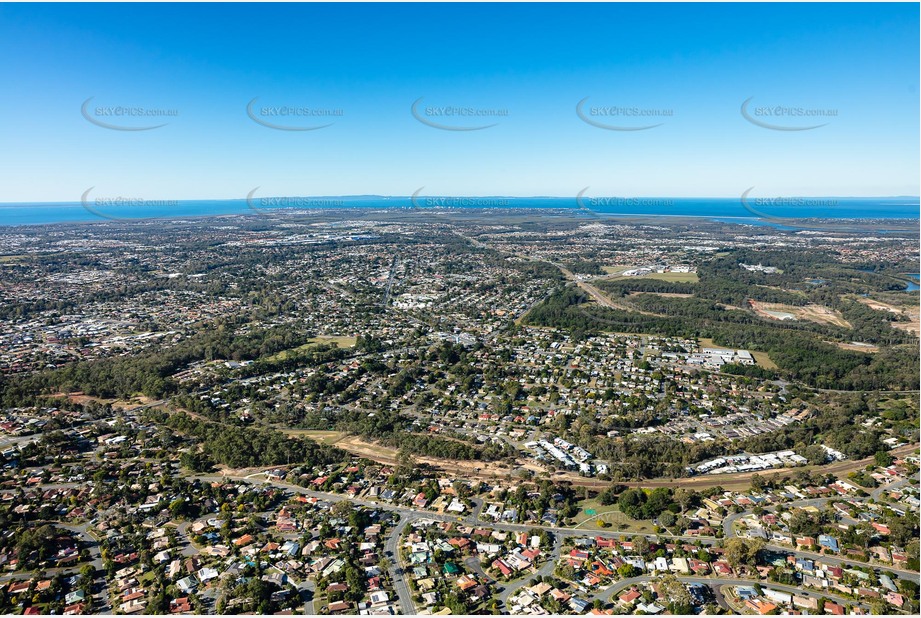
left=285, top=430, right=918, bottom=493
left=577, top=281, right=653, bottom=314
left=833, top=341, right=880, bottom=353
left=857, top=297, right=920, bottom=336
left=280, top=430, right=545, bottom=481
left=47, top=392, right=161, bottom=410
left=750, top=300, right=851, bottom=329
left=282, top=429, right=348, bottom=445
left=628, top=291, right=694, bottom=298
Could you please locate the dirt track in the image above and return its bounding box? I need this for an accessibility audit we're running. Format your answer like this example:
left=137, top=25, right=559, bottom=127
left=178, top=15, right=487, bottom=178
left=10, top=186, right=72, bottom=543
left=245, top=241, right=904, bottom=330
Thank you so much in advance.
left=317, top=434, right=919, bottom=492
left=331, top=435, right=546, bottom=481
left=856, top=297, right=920, bottom=335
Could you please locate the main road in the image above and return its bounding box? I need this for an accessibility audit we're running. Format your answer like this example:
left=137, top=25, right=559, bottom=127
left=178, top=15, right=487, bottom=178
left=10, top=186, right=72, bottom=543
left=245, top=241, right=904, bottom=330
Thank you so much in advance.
left=591, top=575, right=872, bottom=611
left=191, top=472, right=920, bottom=584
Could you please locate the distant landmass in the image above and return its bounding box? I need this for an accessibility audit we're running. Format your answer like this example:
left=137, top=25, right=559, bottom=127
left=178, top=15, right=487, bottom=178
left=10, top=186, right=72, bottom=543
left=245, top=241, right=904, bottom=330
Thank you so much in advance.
left=0, top=196, right=918, bottom=227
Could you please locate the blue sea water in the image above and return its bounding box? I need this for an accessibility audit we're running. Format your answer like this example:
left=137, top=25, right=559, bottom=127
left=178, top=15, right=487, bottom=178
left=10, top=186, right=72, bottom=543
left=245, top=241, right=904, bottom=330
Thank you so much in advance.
left=0, top=196, right=918, bottom=227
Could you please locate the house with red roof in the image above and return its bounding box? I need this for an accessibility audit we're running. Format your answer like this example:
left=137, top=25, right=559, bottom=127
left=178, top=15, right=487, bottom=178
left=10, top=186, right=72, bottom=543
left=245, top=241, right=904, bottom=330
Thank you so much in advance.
left=745, top=600, right=777, bottom=615
left=590, top=561, right=613, bottom=577
left=492, top=559, right=513, bottom=577
left=521, top=547, right=540, bottom=560
left=618, top=589, right=641, bottom=607
left=596, top=537, right=617, bottom=549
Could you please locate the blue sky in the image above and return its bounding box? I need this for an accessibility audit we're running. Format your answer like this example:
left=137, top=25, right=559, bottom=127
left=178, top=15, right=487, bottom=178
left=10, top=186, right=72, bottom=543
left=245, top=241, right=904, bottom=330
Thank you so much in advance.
left=0, top=2, right=918, bottom=201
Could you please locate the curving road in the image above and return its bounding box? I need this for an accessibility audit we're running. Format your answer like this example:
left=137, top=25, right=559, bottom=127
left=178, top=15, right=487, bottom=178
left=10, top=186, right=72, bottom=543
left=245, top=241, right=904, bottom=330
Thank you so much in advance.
left=191, top=473, right=920, bottom=585
left=591, top=575, right=872, bottom=611
left=385, top=514, right=416, bottom=615
left=497, top=532, right=562, bottom=608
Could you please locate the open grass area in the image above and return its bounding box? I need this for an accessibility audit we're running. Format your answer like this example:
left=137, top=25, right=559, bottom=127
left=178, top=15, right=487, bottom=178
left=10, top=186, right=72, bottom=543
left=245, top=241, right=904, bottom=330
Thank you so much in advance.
left=267, top=335, right=357, bottom=361
left=642, top=271, right=699, bottom=283
left=877, top=395, right=920, bottom=412
left=750, top=350, right=778, bottom=369
left=313, top=335, right=358, bottom=347
left=336, top=435, right=401, bottom=459
left=572, top=499, right=656, bottom=533
left=138, top=570, right=157, bottom=585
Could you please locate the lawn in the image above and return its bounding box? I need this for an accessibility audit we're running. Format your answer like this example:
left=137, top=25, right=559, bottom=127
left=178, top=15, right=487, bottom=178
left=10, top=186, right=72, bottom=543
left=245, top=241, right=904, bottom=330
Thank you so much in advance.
left=138, top=570, right=157, bottom=585
left=572, top=499, right=656, bottom=533
left=643, top=271, right=699, bottom=283
left=267, top=335, right=357, bottom=361
left=750, top=350, right=778, bottom=369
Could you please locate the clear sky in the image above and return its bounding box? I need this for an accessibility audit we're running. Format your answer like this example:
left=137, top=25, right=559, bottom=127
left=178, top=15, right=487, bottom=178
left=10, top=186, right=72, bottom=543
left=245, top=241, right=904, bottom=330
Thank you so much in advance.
left=1, top=2, right=918, bottom=201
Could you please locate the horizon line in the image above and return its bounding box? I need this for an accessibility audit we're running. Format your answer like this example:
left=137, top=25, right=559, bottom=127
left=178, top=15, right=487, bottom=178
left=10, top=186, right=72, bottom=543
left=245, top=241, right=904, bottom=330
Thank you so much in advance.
left=2, top=194, right=920, bottom=205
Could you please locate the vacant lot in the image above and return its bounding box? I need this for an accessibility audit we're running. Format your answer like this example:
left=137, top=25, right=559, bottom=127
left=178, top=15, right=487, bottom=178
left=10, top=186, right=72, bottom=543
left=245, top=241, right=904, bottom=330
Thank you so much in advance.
left=572, top=499, right=655, bottom=533
left=282, top=429, right=348, bottom=445
left=46, top=392, right=163, bottom=410
left=283, top=432, right=549, bottom=483
left=750, top=300, right=851, bottom=329
left=643, top=271, right=699, bottom=283
left=857, top=296, right=920, bottom=335
left=628, top=291, right=694, bottom=298
left=833, top=341, right=880, bottom=353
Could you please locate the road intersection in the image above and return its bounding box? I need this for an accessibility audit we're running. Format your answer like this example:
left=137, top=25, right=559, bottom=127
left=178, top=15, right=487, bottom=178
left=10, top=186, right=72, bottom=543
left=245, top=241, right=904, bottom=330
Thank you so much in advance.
left=190, top=471, right=919, bottom=615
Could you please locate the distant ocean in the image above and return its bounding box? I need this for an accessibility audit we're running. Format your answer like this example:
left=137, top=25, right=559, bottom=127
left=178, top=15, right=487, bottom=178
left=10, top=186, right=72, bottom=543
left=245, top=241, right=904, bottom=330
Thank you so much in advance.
left=0, top=196, right=918, bottom=227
